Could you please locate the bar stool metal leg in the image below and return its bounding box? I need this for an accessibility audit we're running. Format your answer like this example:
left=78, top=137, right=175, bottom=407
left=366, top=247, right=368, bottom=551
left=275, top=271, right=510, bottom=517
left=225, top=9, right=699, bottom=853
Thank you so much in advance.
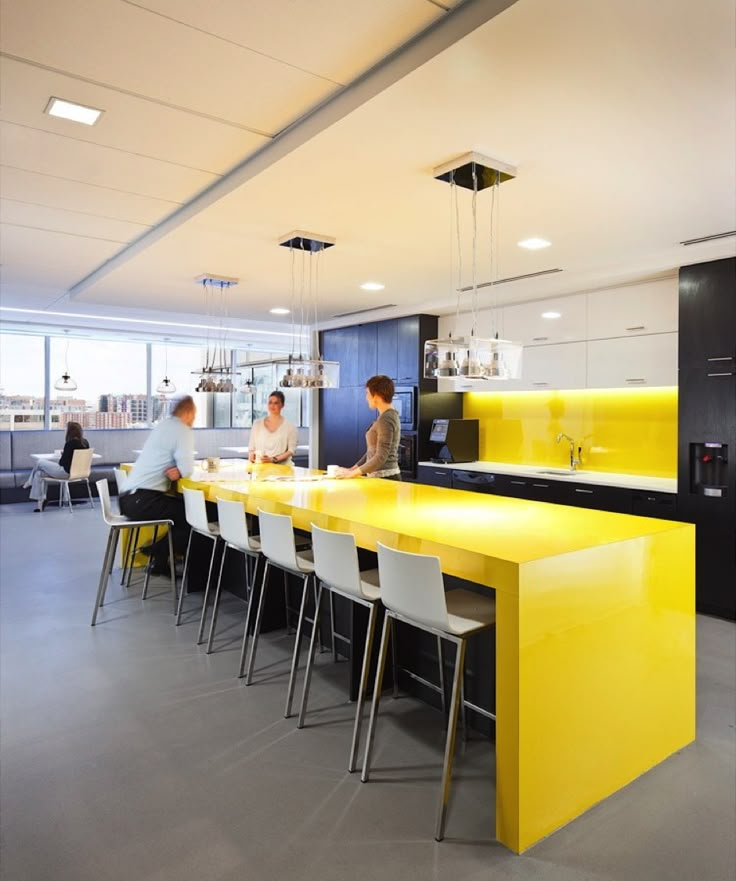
left=125, top=528, right=141, bottom=589
left=91, top=526, right=117, bottom=626
left=284, top=573, right=312, bottom=718
left=297, top=581, right=323, bottom=728
left=196, top=536, right=220, bottom=644
left=245, top=560, right=271, bottom=684
left=238, top=555, right=261, bottom=678
left=175, top=530, right=194, bottom=625
left=141, top=524, right=158, bottom=600
left=206, top=544, right=228, bottom=653
left=437, top=635, right=447, bottom=714
left=361, top=614, right=393, bottom=783
left=329, top=591, right=338, bottom=662
left=166, top=528, right=176, bottom=610
left=435, top=637, right=467, bottom=841
left=348, top=600, right=378, bottom=772
left=392, top=619, right=399, bottom=699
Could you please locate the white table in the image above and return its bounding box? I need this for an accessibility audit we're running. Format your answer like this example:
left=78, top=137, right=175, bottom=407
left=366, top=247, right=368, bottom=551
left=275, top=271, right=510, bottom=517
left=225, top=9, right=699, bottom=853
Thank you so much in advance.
left=220, top=445, right=309, bottom=455
left=31, top=452, right=102, bottom=461
left=131, top=449, right=199, bottom=455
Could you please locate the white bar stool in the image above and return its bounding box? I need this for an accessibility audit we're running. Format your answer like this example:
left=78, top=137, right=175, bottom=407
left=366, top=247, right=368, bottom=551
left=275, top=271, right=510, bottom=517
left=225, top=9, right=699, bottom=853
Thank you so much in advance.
left=176, top=487, right=220, bottom=644
left=361, top=542, right=497, bottom=842
left=206, top=498, right=263, bottom=659
left=244, top=509, right=316, bottom=719
left=297, top=523, right=381, bottom=771
left=91, top=479, right=176, bottom=626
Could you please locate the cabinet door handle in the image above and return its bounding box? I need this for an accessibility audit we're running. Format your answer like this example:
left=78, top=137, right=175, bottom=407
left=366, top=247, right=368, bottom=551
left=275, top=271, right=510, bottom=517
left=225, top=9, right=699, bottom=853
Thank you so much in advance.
left=532, top=336, right=549, bottom=342
left=433, top=471, right=446, bottom=476
left=532, top=483, right=550, bottom=488
left=575, top=488, right=594, bottom=494
left=707, top=372, right=735, bottom=377
left=706, top=356, right=734, bottom=362
left=510, top=480, right=527, bottom=485
left=625, top=325, right=646, bottom=331
left=532, top=381, right=549, bottom=386
left=626, top=378, right=646, bottom=383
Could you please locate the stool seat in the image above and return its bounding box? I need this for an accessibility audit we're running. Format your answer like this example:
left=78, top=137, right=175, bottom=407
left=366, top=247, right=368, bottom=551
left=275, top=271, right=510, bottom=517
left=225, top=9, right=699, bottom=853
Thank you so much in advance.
left=355, top=568, right=380, bottom=601
left=445, top=589, right=496, bottom=635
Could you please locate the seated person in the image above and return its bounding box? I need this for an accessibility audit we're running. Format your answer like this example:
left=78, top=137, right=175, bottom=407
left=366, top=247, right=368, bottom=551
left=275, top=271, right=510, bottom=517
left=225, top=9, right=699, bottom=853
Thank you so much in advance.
left=24, top=421, right=90, bottom=512
left=119, top=396, right=196, bottom=574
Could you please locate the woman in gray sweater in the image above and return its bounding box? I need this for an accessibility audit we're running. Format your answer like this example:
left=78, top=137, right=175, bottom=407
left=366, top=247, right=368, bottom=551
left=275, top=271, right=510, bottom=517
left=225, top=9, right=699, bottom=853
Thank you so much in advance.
left=336, top=375, right=401, bottom=480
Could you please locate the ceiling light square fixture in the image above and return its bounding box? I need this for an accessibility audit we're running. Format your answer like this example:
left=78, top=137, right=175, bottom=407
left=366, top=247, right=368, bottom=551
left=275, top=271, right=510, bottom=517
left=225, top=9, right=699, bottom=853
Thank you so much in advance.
left=45, top=96, right=104, bottom=126
left=270, top=307, right=290, bottom=315
left=541, top=311, right=562, bottom=319
left=360, top=282, right=385, bottom=291
left=518, top=237, right=551, bottom=250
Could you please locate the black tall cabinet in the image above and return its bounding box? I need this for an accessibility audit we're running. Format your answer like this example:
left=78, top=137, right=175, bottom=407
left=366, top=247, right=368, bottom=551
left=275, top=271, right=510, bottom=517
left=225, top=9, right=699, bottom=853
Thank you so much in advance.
left=319, top=315, right=462, bottom=474
left=678, top=258, right=736, bottom=619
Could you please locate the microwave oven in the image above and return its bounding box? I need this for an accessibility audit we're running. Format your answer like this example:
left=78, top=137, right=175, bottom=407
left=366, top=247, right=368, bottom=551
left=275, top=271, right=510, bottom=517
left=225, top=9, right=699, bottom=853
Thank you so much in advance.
left=392, top=387, right=416, bottom=430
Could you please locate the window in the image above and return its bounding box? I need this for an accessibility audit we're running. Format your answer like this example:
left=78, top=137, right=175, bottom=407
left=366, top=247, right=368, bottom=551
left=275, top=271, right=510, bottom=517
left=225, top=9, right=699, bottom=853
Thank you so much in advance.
left=0, top=333, right=45, bottom=430
left=49, top=336, right=147, bottom=430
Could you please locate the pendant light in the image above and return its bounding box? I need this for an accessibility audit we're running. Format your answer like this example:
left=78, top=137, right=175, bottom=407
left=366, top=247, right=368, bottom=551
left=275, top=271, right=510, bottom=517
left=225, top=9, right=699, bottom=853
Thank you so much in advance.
left=276, top=232, right=340, bottom=389
left=156, top=339, right=176, bottom=395
left=54, top=330, right=78, bottom=391
left=423, top=152, right=523, bottom=384
left=192, top=275, right=240, bottom=391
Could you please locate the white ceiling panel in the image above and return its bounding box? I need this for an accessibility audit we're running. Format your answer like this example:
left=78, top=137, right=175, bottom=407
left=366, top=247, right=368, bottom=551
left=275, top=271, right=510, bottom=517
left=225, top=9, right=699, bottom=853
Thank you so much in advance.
left=1, top=198, right=150, bottom=242
left=0, top=166, right=181, bottom=225
left=1, top=0, right=339, bottom=134
left=0, top=56, right=270, bottom=173
left=0, top=225, right=125, bottom=294
left=0, top=123, right=217, bottom=202
left=132, top=0, right=444, bottom=84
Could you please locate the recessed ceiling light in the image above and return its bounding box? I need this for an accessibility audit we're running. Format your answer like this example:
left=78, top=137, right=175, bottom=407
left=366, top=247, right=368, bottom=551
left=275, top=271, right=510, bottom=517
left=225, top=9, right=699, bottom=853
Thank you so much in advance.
left=269, top=307, right=290, bottom=315
left=541, top=311, right=561, bottom=319
left=45, top=97, right=103, bottom=126
left=518, top=237, right=551, bottom=250
left=360, top=282, right=385, bottom=291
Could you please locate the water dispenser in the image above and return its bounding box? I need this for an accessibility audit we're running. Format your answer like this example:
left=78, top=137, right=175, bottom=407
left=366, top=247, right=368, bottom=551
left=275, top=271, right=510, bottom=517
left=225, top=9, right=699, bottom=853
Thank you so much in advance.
left=690, top=442, right=729, bottom=498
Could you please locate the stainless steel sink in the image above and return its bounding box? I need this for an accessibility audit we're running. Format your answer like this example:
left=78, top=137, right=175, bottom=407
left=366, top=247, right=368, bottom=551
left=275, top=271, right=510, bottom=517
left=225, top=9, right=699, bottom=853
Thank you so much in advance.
left=535, top=469, right=580, bottom=477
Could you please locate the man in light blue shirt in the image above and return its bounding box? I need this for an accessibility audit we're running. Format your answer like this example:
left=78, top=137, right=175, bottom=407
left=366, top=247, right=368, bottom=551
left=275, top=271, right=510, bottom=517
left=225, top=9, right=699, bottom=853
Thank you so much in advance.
left=120, top=396, right=196, bottom=573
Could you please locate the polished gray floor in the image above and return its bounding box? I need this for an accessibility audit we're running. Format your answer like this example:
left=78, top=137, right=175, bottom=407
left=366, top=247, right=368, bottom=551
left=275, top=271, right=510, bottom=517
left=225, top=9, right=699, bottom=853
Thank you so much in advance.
left=1, top=502, right=734, bottom=881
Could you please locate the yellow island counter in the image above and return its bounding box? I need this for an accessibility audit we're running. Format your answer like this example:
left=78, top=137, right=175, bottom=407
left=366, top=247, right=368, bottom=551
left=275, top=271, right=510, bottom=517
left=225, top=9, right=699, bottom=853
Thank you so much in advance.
left=181, top=464, right=695, bottom=854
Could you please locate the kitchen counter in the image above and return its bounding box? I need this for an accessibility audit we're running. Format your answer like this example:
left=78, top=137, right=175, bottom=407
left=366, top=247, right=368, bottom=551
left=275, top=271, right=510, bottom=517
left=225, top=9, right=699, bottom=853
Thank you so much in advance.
left=418, top=460, right=676, bottom=493
left=182, top=466, right=695, bottom=854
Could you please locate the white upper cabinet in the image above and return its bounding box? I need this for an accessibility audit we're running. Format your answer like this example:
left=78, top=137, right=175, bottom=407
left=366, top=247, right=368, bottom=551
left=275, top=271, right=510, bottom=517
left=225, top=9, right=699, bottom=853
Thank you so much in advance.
left=586, top=277, right=678, bottom=340
left=501, top=294, right=587, bottom=346
left=500, top=341, right=587, bottom=391
left=587, top=333, right=678, bottom=388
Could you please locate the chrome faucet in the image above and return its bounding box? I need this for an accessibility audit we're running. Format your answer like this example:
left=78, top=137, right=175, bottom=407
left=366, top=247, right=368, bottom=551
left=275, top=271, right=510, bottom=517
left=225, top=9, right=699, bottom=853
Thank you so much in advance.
left=556, top=433, right=582, bottom=471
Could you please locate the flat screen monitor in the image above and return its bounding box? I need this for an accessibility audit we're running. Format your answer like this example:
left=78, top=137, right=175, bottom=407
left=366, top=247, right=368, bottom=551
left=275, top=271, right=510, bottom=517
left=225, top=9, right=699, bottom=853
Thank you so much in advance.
left=430, top=418, right=449, bottom=443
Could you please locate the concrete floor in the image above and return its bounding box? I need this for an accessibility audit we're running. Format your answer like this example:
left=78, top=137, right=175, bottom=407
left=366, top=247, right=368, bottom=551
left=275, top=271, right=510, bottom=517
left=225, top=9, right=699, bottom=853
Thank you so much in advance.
left=1, top=502, right=734, bottom=881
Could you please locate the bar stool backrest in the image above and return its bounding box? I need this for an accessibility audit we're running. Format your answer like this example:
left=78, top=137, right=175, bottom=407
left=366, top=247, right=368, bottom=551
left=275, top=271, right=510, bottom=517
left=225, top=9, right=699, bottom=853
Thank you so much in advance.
left=258, top=509, right=300, bottom=570
left=376, top=542, right=450, bottom=632
left=68, top=447, right=94, bottom=480
left=95, top=478, right=115, bottom=524
left=311, top=524, right=364, bottom=599
left=216, top=498, right=251, bottom=551
left=113, top=467, right=128, bottom=494
left=183, top=487, right=210, bottom=532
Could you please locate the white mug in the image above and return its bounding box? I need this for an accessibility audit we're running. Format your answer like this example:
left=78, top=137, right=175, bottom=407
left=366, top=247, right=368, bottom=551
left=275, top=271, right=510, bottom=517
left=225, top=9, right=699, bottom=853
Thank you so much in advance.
left=326, top=464, right=340, bottom=477
left=254, top=450, right=264, bottom=464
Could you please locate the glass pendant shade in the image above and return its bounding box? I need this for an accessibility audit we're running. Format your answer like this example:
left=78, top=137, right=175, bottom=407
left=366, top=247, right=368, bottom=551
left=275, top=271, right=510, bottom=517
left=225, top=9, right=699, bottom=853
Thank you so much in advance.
left=156, top=376, right=176, bottom=394
left=424, top=336, right=522, bottom=382
left=54, top=371, right=78, bottom=391
left=277, top=355, right=340, bottom=389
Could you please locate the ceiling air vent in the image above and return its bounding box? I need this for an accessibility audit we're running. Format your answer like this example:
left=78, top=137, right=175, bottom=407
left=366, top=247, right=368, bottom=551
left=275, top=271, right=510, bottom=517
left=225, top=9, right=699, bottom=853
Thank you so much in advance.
left=458, top=267, right=563, bottom=292
left=680, top=231, right=736, bottom=246
left=333, top=304, right=397, bottom=318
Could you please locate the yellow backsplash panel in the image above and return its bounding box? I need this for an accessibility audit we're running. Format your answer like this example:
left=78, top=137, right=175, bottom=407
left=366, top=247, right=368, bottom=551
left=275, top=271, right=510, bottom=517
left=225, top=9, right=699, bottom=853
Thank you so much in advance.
left=463, top=387, right=678, bottom=477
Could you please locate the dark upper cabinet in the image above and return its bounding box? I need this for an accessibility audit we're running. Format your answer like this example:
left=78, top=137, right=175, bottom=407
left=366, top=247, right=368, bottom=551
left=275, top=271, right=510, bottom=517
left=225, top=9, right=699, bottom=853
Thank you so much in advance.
left=357, top=323, right=377, bottom=383
left=679, top=258, right=736, bottom=368
left=376, top=319, right=398, bottom=380
left=323, top=326, right=360, bottom=387
left=319, top=386, right=362, bottom=470
left=397, top=316, right=420, bottom=384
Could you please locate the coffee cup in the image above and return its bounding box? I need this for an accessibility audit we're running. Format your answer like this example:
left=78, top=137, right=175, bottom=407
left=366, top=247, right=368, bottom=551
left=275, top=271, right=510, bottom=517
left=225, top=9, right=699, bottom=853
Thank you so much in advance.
left=326, top=464, right=339, bottom=478
left=254, top=450, right=264, bottom=464
left=206, top=456, right=220, bottom=472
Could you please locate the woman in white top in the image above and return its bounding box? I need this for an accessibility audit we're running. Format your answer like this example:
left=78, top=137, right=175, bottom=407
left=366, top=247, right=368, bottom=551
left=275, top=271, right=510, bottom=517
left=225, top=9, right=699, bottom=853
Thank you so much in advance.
left=249, top=390, right=298, bottom=463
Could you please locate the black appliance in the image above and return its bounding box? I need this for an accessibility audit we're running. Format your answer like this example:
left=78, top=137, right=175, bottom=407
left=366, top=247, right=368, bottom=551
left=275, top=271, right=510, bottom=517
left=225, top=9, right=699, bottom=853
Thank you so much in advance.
left=397, top=432, right=417, bottom=480
left=392, top=387, right=417, bottom=430
left=452, top=470, right=496, bottom=492
left=429, top=418, right=479, bottom=463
